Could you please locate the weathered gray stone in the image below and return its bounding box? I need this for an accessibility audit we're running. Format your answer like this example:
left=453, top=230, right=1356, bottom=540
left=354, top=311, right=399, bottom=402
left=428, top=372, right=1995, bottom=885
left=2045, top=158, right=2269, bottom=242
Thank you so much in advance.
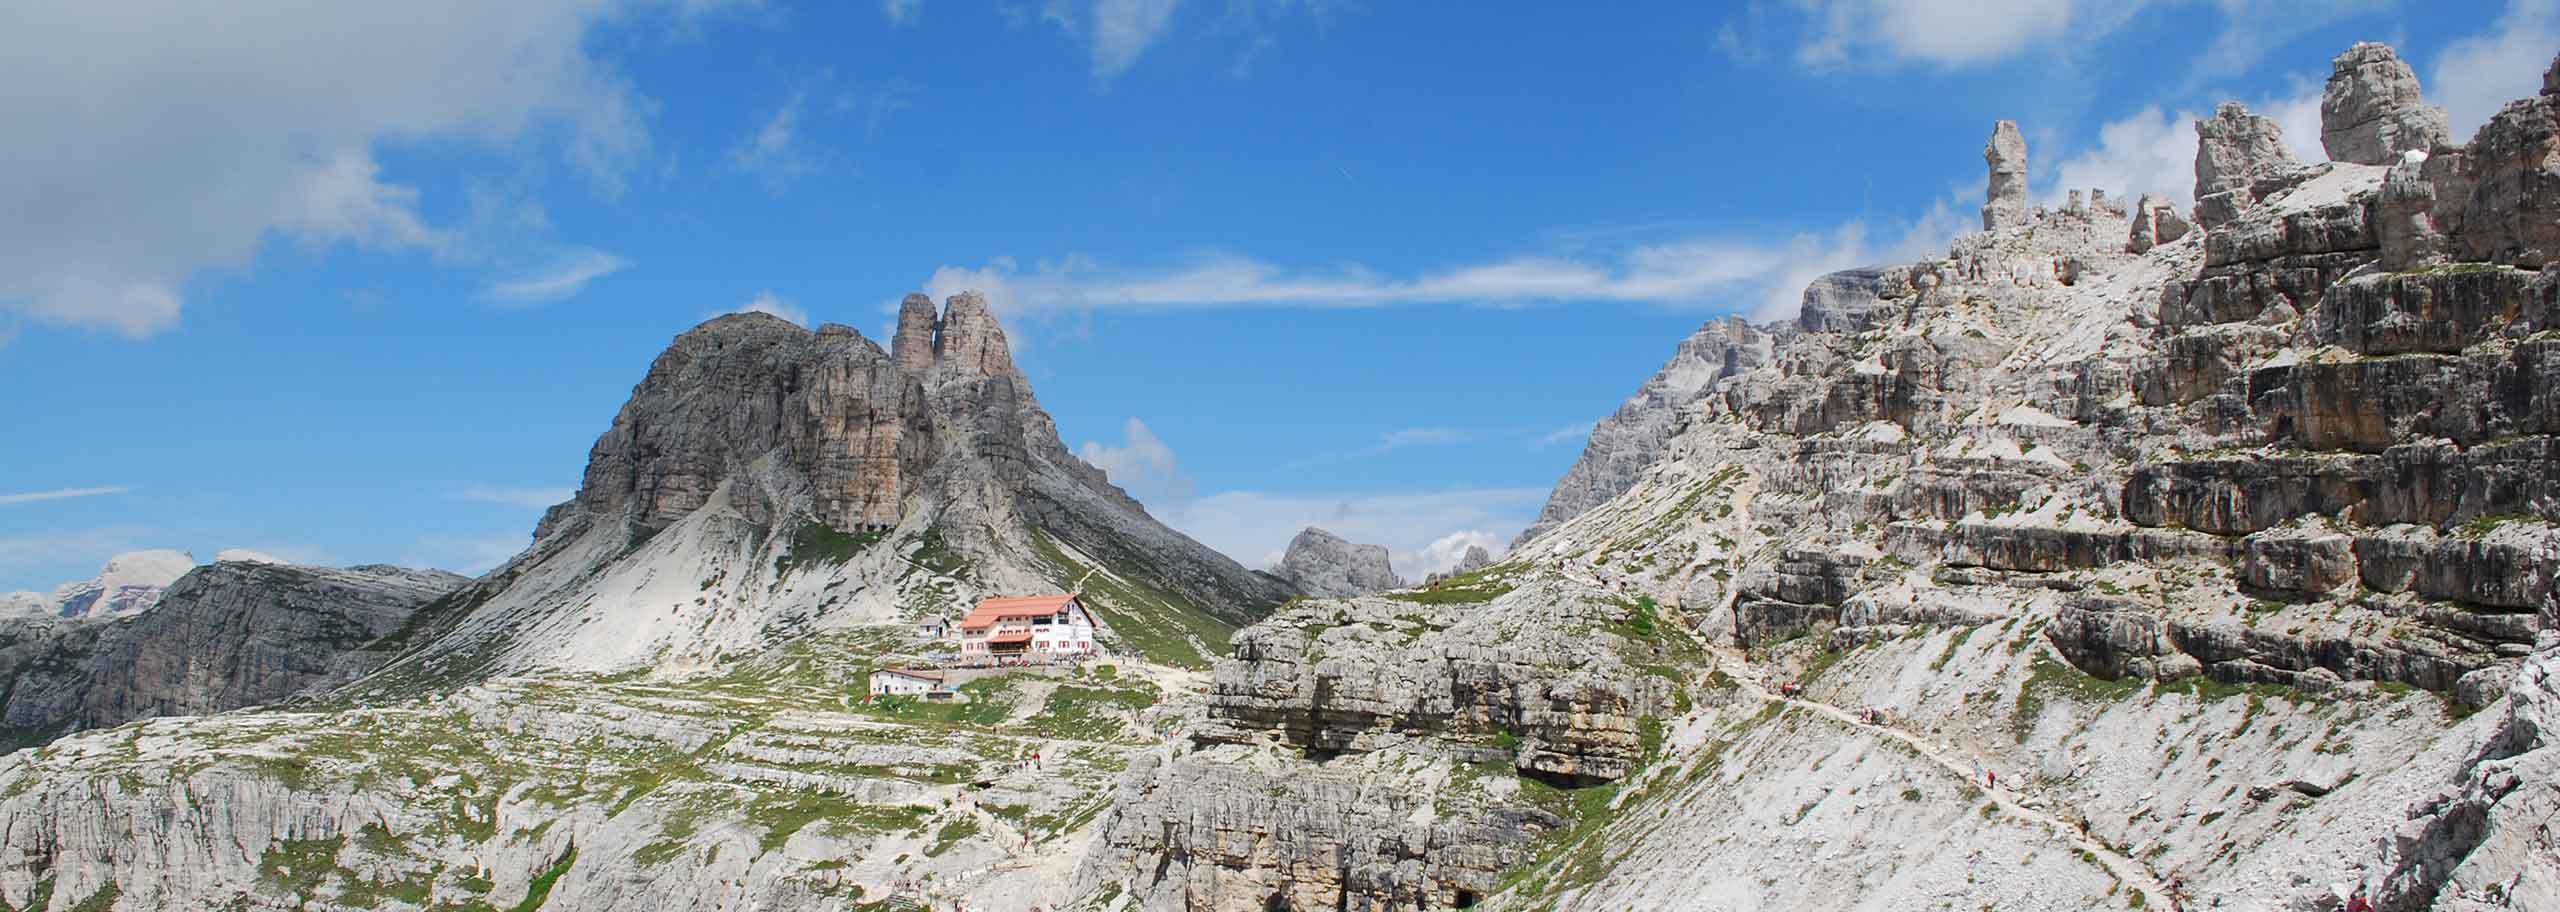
left=1273, top=527, right=1404, bottom=598
left=2322, top=42, right=2451, bottom=166
left=2194, top=103, right=2302, bottom=229
left=1984, top=120, right=2030, bottom=231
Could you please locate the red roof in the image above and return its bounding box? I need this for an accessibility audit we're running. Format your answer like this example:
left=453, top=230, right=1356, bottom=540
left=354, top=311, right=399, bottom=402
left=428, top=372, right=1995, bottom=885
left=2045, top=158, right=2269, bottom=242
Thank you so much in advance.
left=961, top=594, right=1078, bottom=630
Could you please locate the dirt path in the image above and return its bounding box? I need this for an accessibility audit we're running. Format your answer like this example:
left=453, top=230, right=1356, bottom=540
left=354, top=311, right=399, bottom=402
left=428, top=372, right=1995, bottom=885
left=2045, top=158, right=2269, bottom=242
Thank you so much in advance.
left=1711, top=654, right=2184, bottom=911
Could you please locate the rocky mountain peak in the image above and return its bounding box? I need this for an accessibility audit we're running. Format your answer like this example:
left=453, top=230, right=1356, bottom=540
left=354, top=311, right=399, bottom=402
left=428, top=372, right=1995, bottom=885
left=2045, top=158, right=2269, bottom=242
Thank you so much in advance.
left=394, top=289, right=1287, bottom=679
left=1273, top=527, right=1404, bottom=597
left=2321, top=41, right=2450, bottom=165
left=1514, top=315, right=1784, bottom=547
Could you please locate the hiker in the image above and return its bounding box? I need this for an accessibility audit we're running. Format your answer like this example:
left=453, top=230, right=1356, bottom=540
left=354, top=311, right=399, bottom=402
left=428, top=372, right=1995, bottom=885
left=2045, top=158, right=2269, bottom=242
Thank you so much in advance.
left=2346, top=891, right=2373, bottom=912
left=1987, top=769, right=1997, bottom=789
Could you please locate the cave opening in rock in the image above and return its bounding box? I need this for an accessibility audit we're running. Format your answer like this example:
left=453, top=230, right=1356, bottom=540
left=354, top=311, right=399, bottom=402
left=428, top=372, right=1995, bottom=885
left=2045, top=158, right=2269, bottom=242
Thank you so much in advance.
left=1455, top=888, right=1480, bottom=908
left=1264, top=892, right=1290, bottom=912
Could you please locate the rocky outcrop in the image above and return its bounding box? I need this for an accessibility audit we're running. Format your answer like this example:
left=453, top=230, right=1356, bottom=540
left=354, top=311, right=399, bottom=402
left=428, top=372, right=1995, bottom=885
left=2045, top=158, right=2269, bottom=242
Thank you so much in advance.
left=0, top=559, right=461, bottom=750
left=1514, top=317, right=1779, bottom=546
left=2194, top=102, right=2303, bottom=228
left=1425, top=545, right=1496, bottom=584
left=2128, top=192, right=2193, bottom=254
left=2371, top=635, right=2560, bottom=911
left=2, top=551, right=196, bottom=621
left=1082, top=575, right=1689, bottom=910
left=2322, top=42, right=2451, bottom=166
left=1272, top=527, right=1404, bottom=597
left=1983, top=120, right=2030, bottom=231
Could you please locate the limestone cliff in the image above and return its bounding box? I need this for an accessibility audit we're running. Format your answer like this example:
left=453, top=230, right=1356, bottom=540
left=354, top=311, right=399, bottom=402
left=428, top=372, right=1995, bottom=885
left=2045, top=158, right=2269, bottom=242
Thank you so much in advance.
left=1514, top=317, right=1779, bottom=546
left=1272, top=527, right=1404, bottom=597
left=0, top=559, right=459, bottom=750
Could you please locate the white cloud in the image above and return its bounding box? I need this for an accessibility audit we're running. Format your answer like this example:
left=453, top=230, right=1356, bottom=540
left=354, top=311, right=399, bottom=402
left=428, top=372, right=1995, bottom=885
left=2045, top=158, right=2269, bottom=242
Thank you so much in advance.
left=0, top=1, right=742, bottom=339
left=731, top=91, right=817, bottom=188
left=1079, top=417, right=1193, bottom=507
left=883, top=0, right=923, bottom=26
left=1405, top=530, right=1508, bottom=578
left=2432, top=0, right=2560, bottom=140
left=926, top=204, right=1962, bottom=325
left=1159, top=487, right=1547, bottom=575
left=1787, top=0, right=2095, bottom=69
left=1536, top=421, right=1596, bottom=448
left=1040, top=0, right=1185, bottom=80
left=731, top=291, right=809, bottom=326
left=483, top=248, right=630, bottom=305
left=0, top=486, right=132, bottom=507
left=1067, top=415, right=1537, bottom=577
left=215, top=548, right=288, bottom=565
left=455, top=485, right=576, bottom=508
left=2045, top=87, right=2325, bottom=210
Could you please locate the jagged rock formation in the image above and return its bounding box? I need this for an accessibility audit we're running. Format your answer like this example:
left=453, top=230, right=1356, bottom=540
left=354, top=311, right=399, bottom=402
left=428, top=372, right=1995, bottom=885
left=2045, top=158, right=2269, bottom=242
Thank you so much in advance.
left=1480, top=42, right=2557, bottom=912
left=2370, top=632, right=2560, bottom=910
left=0, top=38, right=2550, bottom=912
left=2, top=551, right=195, bottom=621
left=2323, top=42, right=2451, bottom=166
left=2195, top=102, right=2304, bottom=228
left=0, top=632, right=1162, bottom=912
left=2128, top=192, right=2193, bottom=254
left=1515, top=317, right=1779, bottom=546
left=1078, top=572, right=1691, bottom=909
left=0, top=559, right=459, bottom=750
left=1425, top=544, right=1496, bottom=584
left=1272, top=527, right=1403, bottom=597
left=1983, top=120, right=2030, bottom=231
left=383, top=293, right=1290, bottom=682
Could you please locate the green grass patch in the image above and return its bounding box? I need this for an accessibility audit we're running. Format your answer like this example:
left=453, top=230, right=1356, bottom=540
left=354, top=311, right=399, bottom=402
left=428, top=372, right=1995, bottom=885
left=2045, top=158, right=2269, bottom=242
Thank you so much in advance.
left=776, top=520, right=887, bottom=575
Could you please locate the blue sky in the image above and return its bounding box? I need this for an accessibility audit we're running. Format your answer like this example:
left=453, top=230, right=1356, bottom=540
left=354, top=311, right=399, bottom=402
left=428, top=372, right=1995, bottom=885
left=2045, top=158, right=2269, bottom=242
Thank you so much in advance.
left=1, top=0, right=2547, bottom=591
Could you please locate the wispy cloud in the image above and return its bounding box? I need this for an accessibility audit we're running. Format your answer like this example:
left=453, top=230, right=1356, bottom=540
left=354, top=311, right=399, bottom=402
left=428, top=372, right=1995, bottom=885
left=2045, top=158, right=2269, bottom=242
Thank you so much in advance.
left=404, top=533, right=527, bottom=576
left=1079, top=417, right=1193, bottom=507
left=1536, top=421, right=1596, bottom=448
left=1035, top=0, right=1185, bottom=81
left=455, top=485, right=574, bottom=508
left=483, top=248, right=628, bottom=305
left=2433, top=0, right=2560, bottom=139
left=0, top=486, right=131, bottom=506
left=1378, top=426, right=1476, bottom=450
left=1164, top=487, right=1546, bottom=576
left=731, top=90, right=818, bottom=188
left=929, top=203, right=1963, bottom=326
left=1073, top=415, right=1538, bottom=577
left=727, top=290, right=808, bottom=326
left=882, top=0, right=922, bottom=26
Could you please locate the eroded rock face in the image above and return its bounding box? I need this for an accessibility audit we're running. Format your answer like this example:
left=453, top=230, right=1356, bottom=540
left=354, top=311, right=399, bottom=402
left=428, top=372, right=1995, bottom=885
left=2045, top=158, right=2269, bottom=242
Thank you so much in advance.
left=1273, top=527, right=1404, bottom=597
left=2195, top=103, right=2303, bottom=228
left=1514, top=317, right=1778, bottom=546
left=2322, top=42, right=2451, bottom=166
left=0, top=560, right=461, bottom=749
left=1984, top=120, right=2030, bottom=231
left=2128, top=192, right=2194, bottom=254
left=1081, top=577, right=1688, bottom=910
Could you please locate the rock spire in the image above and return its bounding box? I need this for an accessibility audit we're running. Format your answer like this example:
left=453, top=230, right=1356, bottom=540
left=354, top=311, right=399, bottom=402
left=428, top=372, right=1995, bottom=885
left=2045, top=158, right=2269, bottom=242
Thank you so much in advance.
left=2320, top=41, right=2450, bottom=165
left=1982, top=120, right=2029, bottom=231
